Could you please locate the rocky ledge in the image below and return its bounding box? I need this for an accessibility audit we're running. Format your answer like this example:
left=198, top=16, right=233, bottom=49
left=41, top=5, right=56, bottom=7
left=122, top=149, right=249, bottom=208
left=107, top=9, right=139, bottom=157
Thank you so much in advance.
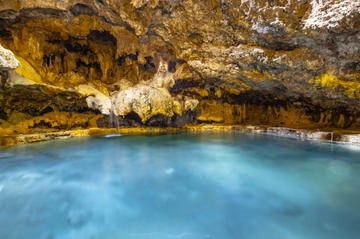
left=188, top=125, right=360, bottom=145
left=1, top=125, right=360, bottom=148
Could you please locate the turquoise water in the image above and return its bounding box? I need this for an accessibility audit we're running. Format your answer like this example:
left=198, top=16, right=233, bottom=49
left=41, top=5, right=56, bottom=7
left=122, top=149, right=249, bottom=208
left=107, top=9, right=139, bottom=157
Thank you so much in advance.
left=0, top=133, right=360, bottom=239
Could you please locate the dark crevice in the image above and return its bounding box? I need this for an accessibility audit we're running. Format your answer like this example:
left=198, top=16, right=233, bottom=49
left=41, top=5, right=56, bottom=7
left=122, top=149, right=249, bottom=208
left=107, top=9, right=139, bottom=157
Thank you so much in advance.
left=87, top=30, right=117, bottom=45
left=169, top=78, right=201, bottom=94
left=176, top=59, right=186, bottom=65
left=76, top=59, right=101, bottom=70
left=70, top=3, right=95, bottom=16
left=154, top=5, right=172, bottom=16
left=145, top=114, right=171, bottom=127
left=97, top=110, right=200, bottom=128
left=135, top=3, right=147, bottom=16
left=1, top=71, right=9, bottom=90
left=116, top=52, right=138, bottom=66
left=95, top=0, right=105, bottom=6
left=0, top=29, right=12, bottom=40
left=40, top=106, right=54, bottom=115
left=64, top=42, right=90, bottom=54
left=47, top=37, right=91, bottom=55
left=0, top=108, right=7, bottom=120
left=42, top=53, right=65, bottom=68
left=254, top=36, right=299, bottom=51
left=146, top=30, right=174, bottom=47
left=168, top=61, right=176, bottom=73
left=139, top=56, right=156, bottom=72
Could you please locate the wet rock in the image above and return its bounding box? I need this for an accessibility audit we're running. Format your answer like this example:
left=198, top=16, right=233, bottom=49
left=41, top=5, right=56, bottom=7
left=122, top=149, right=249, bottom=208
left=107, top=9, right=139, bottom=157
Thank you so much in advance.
left=171, top=110, right=200, bottom=127
left=342, top=134, right=360, bottom=145
left=96, top=109, right=199, bottom=128
left=145, top=114, right=172, bottom=127
left=96, top=111, right=143, bottom=128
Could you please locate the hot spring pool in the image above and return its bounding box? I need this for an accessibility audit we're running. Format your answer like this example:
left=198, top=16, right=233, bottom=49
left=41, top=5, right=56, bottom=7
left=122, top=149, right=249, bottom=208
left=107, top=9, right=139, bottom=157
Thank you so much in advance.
left=0, top=133, right=359, bottom=239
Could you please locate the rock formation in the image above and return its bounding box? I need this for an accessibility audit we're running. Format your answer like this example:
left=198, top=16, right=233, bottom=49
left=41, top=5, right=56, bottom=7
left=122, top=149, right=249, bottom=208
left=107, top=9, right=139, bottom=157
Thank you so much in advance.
left=0, top=44, right=20, bottom=70
left=0, top=0, right=360, bottom=136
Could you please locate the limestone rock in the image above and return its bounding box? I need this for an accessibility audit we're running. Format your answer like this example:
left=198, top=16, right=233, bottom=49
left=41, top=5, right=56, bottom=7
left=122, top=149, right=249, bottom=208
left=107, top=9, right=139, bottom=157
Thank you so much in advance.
left=76, top=85, right=111, bottom=115
left=303, top=0, right=360, bottom=31
left=174, top=95, right=199, bottom=113
left=0, top=45, right=20, bottom=70
left=131, top=0, right=159, bottom=9
left=5, top=71, right=36, bottom=88
left=113, top=85, right=175, bottom=122
left=184, top=98, right=199, bottom=112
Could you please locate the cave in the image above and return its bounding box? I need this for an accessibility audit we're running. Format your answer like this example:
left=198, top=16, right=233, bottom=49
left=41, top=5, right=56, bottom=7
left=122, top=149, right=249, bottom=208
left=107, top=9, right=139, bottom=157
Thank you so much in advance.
left=0, top=1, right=360, bottom=238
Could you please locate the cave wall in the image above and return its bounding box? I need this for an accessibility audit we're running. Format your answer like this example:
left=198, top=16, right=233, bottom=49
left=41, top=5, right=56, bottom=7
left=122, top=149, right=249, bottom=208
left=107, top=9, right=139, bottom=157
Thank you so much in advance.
left=1, top=0, right=360, bottom=134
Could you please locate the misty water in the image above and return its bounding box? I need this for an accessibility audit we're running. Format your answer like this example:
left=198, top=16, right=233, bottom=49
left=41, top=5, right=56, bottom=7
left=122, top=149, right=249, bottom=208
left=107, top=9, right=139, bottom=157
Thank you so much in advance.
left=0, top=133, right=360, bottom=239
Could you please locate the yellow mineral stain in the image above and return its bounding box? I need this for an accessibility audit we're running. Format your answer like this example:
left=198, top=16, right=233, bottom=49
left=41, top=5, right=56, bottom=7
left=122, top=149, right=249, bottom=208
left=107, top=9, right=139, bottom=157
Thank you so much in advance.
left=15, top=56, right=42, bottom=83
left=187, top=88, right=209, bottom=97
left=309, top=74, right=360, bottom=98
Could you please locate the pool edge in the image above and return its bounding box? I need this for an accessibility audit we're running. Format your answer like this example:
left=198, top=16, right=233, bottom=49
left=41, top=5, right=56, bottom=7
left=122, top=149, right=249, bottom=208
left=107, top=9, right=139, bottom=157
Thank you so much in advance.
left=1, top=125, right=360, bottom=148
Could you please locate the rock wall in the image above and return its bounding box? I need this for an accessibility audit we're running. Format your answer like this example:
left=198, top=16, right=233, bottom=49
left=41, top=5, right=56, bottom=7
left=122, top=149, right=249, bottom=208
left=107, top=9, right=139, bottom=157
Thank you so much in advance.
left=0, top=0, right=360, bottom=134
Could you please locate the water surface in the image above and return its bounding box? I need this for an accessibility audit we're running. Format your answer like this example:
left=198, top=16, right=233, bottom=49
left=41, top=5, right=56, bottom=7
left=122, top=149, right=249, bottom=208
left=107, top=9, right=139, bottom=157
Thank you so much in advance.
left=0, top=133, right=360, bottom=239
